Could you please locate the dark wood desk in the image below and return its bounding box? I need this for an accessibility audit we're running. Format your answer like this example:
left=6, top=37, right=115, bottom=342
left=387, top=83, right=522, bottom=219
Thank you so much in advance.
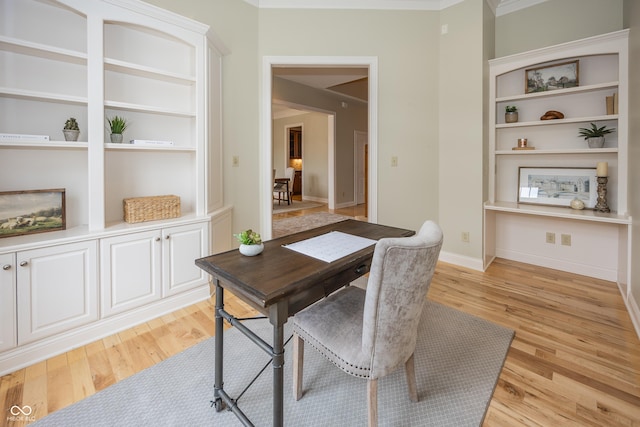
left=195, top=219, right=414, bottom=427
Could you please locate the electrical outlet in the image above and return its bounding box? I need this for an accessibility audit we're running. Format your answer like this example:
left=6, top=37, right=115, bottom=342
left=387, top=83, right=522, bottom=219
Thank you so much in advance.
left=232, top=156, right=239, bottom=167
left=561, top=234, right=571, bottom=246
left=461, top=231, right=469, bottom=243
left=391, top=156, right=398, bottom=167
left=546, top=232, right=555, bottom=244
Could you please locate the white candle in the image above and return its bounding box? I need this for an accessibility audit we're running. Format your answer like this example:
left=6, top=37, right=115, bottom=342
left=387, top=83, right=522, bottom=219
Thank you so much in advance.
left=596, top=162, right=608, bottom=177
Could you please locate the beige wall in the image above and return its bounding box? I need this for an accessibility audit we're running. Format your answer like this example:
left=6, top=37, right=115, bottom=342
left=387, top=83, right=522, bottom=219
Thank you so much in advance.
left=624, top=0, right=640, bottom=314
left=438, top=0, right=488, bottom=261
left=271, top=77, right=367, bottom=205
left=273, top=112, right=330, bottom=200
left=259, top=9, right=441, bottom=232
left=496, top=0, right=623, bottom=57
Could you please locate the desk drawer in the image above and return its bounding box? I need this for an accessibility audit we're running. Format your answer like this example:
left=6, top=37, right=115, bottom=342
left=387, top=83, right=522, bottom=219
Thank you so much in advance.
left=287, top=260, right=370, bottom=316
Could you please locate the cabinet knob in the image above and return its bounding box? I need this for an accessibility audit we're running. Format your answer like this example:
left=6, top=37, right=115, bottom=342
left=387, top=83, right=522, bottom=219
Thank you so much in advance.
left=165, top=235, right=170, bottom=240
left=2, top=264, right=10, bottom=271
left=19, top=260, right=28, bottom=267
left=155, top=237, right=161, bottom=242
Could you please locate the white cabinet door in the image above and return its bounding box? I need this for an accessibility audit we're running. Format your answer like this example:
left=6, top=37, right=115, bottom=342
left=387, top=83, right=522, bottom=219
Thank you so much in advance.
left=100, top=230, right=162, bottom=317
left=162, top=222, right=209, bottom=297
left=0, top=253, right=17, bottom=352
left=16, top=241, right=98, bottom=345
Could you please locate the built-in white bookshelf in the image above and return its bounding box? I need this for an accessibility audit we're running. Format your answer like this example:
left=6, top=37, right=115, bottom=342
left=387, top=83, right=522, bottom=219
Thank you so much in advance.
left=485, top=30, right=630, bottom=288
left=0, top=0, right=228, bottom=375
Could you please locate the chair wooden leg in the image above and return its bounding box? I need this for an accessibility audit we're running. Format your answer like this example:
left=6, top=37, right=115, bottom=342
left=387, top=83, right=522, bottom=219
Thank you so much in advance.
left=368, top=379, right=378, bottom=427
left=293, top=333, right=304, bottom=400
left=404, top=353, right=418, bottom=402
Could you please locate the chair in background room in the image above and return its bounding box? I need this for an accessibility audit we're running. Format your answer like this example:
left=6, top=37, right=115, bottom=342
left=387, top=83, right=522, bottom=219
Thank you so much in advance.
left=274, top=166, right=295, bottom=205
left=292, top=220, right=444, bottom=426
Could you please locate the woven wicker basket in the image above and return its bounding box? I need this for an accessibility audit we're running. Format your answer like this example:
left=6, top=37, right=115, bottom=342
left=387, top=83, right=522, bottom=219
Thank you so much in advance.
left=123, top=195, right=180, bottom=223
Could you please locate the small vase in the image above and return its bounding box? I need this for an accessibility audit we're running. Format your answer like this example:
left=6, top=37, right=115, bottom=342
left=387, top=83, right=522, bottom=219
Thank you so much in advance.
left=63, top=129, right=80, bottom=141
left=239, top=243, right=264, bottom=256
left=587, top=136, right=605, bottom=149
left=505, top=112, right=518, bottom=123
left=110, top=133, right=124, bottom=143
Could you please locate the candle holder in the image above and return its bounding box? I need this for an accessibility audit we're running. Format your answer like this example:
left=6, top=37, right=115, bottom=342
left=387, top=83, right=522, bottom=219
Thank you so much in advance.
left=595, top=176, right=610, bottom=213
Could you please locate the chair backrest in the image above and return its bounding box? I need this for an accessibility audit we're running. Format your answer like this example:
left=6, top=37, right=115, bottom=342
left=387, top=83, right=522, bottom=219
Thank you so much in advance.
left=361, top=220, right=443, bottom=379
left=285, top=167, right=295, bottom=182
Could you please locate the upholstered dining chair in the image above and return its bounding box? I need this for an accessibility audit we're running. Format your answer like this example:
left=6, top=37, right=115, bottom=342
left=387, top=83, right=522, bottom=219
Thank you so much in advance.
left=292, top=220, right=444, bottom=426
left=273, top=167, right=295, bottom=205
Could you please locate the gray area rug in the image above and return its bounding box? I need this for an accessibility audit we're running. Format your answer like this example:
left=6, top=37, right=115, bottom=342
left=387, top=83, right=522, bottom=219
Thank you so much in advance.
left=272, top=212, right=352, bottom=238
left=33, top=301, right=514, bottom=427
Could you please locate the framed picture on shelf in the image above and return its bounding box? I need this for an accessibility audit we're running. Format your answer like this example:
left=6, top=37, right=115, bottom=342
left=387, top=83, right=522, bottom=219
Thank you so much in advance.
left=0, top=189, right=66, bottom=238
left=526, top=60, right=579, bottom=93
left=517, top=167, right=597, bottom=208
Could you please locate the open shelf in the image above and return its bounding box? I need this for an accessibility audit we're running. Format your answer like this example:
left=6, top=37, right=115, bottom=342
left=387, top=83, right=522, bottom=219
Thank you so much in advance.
left=484, top=201, right=630, bottom=225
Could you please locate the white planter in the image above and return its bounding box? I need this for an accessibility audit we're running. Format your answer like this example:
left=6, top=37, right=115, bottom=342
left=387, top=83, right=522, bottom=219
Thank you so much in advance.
left=110, top=133, right=123, bottom=143
left=63, top=129, right=80, bottom=141
left=587, top=136, right=605, bottom=148
left=239, top=243, right=264, bottom=256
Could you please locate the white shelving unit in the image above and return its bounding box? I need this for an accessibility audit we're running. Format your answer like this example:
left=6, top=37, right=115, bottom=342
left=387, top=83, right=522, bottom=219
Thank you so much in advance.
left=0, top=0, right=228, bottom=375
left=485, top=30, right=630, bottom=288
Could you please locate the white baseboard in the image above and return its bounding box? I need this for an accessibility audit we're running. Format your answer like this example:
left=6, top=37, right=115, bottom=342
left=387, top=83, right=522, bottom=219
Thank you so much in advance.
left=496, top=248, right=617, bottom=282
left=620, top=284, right=640, bottom=340
left=301, top=195, right=328, bottom=204
left=438, top=251, right=484, bottom=271
left=0, top=285, right=210, bottom=376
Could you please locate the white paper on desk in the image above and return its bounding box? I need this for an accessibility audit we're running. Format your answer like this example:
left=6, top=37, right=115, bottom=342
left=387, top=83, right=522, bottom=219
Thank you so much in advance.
left=283, top=231, right=377, bottom=263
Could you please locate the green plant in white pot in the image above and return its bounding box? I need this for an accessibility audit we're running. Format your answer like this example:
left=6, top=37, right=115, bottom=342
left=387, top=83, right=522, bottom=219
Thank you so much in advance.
left=106, top=115, right=128, bottom=143
left=578, top=123, right=615, bottom=148
left=234, top=229, right=264, bottom=256
left=63, top=117, right=80, bottom=141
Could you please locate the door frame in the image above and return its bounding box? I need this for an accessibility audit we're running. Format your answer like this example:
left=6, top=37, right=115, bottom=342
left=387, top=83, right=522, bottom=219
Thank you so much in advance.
left=261, top=56, right=379, bottom=239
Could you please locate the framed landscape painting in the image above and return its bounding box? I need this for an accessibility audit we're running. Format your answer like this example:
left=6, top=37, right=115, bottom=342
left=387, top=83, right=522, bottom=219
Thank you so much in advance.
left=0, top=189, right=66, bottom=238
left=517, top=167, right=597, bottom=208
left=526, top=60, right=579, bottom=93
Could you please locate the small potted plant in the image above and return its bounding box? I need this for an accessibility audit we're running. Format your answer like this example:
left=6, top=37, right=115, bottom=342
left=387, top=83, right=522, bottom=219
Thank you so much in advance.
left=505, top=105, right=518, bottom=123
left=106, top=115, right=129, bottom=143
left=234, top=229, right=264, bottom=256
left=63, top=117, right=80, bottom=141
left=578, top=122, right=615, bottom=148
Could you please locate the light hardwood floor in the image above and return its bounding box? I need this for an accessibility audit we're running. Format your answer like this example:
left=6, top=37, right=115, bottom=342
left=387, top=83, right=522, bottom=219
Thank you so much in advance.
left=1, top=204, right=639, bottom=426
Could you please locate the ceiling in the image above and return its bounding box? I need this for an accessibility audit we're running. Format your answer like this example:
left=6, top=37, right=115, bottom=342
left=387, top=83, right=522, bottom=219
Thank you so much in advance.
left=272, top=67, right=369, bottom=119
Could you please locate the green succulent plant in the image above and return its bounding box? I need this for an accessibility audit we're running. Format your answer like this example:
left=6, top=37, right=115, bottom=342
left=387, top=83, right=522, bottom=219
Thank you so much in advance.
left=505, top=105, right=518, bottom=113
left=64, top=117, right=79, bottom=131
left=106, top=116, right=128, bottom=134
left=578, top=123, right=615, bottom=140
left=234, top=229, right=262, bottom=245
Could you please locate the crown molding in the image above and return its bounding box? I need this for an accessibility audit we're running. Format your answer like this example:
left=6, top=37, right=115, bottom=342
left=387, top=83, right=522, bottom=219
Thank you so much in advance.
left=244, top=0, right=461, bottom=11
left=242, top=0, right=545, bottom=15
left=494, top=0, right=548, bottom=16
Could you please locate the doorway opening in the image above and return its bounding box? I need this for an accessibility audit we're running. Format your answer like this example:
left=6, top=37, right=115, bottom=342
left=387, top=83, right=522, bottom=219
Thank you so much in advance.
left=261, top=56, right=379, bottom=239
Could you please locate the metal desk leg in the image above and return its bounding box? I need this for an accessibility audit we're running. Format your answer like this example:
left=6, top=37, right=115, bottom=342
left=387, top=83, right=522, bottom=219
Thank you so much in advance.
left=270, top=303, right=287, bottom=427
left=214, top=280, right=225, bottom=412
left=273, top=324, right=284, bottom=426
